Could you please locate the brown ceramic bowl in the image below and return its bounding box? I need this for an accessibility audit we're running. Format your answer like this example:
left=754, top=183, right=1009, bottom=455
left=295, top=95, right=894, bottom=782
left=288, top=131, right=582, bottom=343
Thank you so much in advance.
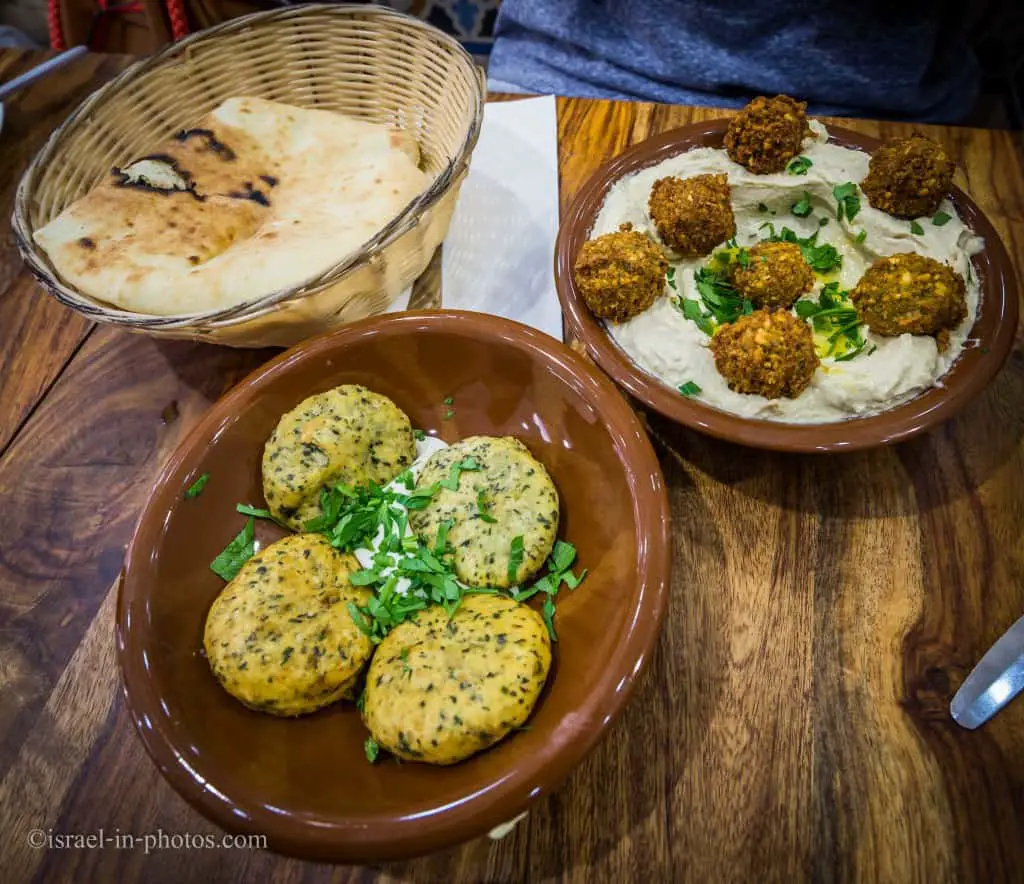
left=555, top=121, right=1019, bottom=452
left=116, top=310, right=670, bottom=862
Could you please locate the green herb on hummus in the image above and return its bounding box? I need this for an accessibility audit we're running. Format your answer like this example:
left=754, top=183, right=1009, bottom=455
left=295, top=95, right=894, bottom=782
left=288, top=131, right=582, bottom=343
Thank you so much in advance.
left=796, top=282, right=868, bottom=360
left=787, top=156, right=813, bottom=175
left=674, top=297, right=716, bottom=336
left=760, top=225, right=842, bottom=274
left=832, top=182, right=861, bottom=223
left=694, top=265, right=754, bottom=325
left=791, top=191, right=813, bottom=217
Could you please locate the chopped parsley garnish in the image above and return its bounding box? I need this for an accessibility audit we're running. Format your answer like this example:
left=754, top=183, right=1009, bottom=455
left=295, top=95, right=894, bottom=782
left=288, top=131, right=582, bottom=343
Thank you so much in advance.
left=413, top=428, right=426, bottom=441
left=787, top=156, right=813, bottom=175
left=510, top=540, right=587, bottom=640
left=549, top=539, right=578, bottom=573
left=221, top=456, right=587, bottom=658
left=184, top=473, right=210, bottom=499
left=439, top=456, right=481, bottom=490
left=210, top=516, right=256, bottom=581
left=790, top=192, right=813, bottom=218
left=444, top=409, right=455, bottom=419
left=666, top=265, right=677, bottom=287
left=542, top=597, right=557, bottom=641
left=910, top=220, right=924, bottom=235
left=693, top=266, right=754, bottom=325
left=736, top=248, right=750, bottom=269
left=819, top=217, right=829, bottom=227
left=443, top=396, right=454, bottom=406
left=725, top=236, right=738, bottom=249
left=855, top=229, right=867, bottom=244
left=759, top=225, right=842, bottom=274
left=507, top=535, right=525, bottom=584
left=365, top=737, right=380, bottom=763
left=476, top=489, right=498, bottom=523
left=757, top=202, right=769, bottom=213
left=236, top=503, right=274, bottom=519
left=234, top=503, right=291, bottom=530
left=795, top=282, right=869, bottom=360
left=674, top=297, right=716, bottom=336
left=832, top=182, right=861, bottom=223
left=678, top=381, right=702, bottom=397
left=434, top=518, right=454, bottom=555
left=932, top=211, right=952, bottom=227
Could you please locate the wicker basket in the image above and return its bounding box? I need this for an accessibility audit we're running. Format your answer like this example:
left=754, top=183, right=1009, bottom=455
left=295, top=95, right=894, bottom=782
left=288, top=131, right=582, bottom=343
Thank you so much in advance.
left=13, top=4, right=484, bottom=347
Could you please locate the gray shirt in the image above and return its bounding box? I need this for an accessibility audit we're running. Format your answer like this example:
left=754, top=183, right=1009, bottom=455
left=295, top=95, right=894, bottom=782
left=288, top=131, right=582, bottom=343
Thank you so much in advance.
left=488, top=0, right=980, bottom=122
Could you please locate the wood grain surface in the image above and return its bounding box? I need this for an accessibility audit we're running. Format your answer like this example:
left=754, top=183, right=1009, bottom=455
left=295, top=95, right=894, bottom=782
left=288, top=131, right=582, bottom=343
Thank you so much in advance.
left=0, top=49, right=1022, bottom=883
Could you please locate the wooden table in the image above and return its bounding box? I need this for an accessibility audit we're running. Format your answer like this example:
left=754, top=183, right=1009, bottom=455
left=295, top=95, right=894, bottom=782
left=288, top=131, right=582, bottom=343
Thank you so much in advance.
left=1, top=49, right=1022, bottom=884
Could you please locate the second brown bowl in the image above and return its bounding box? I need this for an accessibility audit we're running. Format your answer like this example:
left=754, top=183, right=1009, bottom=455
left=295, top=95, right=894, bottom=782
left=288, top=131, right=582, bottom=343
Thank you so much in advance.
left=555, top=121, right=1019, bottom=453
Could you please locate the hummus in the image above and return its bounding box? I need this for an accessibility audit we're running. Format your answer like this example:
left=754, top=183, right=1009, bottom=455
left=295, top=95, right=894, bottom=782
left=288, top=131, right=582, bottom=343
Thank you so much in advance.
left=593, top=121, right=985, bottom=423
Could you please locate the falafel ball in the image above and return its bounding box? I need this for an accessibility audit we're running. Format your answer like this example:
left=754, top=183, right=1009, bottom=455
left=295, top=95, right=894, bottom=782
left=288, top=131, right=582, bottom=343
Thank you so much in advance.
left=362, top=594, right=551, bottom=765
left=860, top=134, right=955, bottom=219
left=723, top=95, right=811, bottom=174
left=850, top=253, right=966, bottom=337
left=648, top=173, right=736, bottom=257
left=204, top=534, right=374, bottom=716
left=573, top=224, right=668, bottom=322
left=730, top=241, right=814, bottom=310
left=262, top=385, right=416, bottom=531
left=710, top=309, right=819, bottom=399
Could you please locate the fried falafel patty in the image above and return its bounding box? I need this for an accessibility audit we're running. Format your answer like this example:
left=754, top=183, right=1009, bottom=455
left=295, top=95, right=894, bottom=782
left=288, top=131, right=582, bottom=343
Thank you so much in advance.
left=204, top=534, right=374, bottom=716
left=723, top=95, right=810, bottom=174
left=710, top=309, right=819, bottom=399
left=648, top=173, right=736, bottom=257
left=850, top=253, right=966, bottom=338
left=409, top=436, right=559, bottom=588
left=573, top=225, right=667, bottom=322
left=730, top=241, right=814, bottom=309
left=860, top=134, right=955, bottom=219
left=362, top=594, right=551, bottom=764
left=263, top=384, right=415, bottom=531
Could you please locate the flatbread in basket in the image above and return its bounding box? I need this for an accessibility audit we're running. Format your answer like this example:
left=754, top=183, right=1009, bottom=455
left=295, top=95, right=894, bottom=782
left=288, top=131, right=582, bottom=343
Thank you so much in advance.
left=33, top=97, right=428, bottom=316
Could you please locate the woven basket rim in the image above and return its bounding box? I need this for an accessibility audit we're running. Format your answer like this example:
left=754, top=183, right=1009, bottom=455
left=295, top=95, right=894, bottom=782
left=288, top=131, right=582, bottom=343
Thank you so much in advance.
left=12, top=3, right=484, bottom=328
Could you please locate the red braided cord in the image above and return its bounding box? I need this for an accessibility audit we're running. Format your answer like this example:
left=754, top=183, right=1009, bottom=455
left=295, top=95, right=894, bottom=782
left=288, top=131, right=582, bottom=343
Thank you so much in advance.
left=47, top=0, right=66, bottom=50
left=166, top=0, right=190, bottom=40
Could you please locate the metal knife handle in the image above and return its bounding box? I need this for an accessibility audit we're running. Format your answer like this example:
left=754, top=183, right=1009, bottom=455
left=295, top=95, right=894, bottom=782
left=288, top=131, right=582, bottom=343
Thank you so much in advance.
left=0, top=46, right=88, bottom=103
left=950, top=614, right=1024, bottom=729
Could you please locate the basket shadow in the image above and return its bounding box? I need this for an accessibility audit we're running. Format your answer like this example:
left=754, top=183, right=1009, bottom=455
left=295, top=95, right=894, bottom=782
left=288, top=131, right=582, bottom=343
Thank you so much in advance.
left=372, top=451, right=726, bottom=881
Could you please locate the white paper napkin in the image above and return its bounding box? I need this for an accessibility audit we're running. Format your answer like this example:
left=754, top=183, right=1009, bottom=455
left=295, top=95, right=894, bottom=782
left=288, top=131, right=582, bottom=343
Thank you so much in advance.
left=440, top=96, right=562, bottom=339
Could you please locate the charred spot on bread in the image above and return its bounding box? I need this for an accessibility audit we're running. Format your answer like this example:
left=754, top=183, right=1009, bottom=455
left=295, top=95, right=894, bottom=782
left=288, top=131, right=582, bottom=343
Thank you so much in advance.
left=77, top=237, right=95, bottom=249
left=227, top=181, right=271, bottom=207
left=260, top=174, right=279, bottom=188
left=173, top=127, right=237, bottom=161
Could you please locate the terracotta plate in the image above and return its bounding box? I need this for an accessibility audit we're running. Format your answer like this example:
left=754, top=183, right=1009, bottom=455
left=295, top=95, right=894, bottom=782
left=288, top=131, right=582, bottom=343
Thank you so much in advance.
left=555, top=122, right=1019, bottom=452
left=117, top=311, right=670, bottom=862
